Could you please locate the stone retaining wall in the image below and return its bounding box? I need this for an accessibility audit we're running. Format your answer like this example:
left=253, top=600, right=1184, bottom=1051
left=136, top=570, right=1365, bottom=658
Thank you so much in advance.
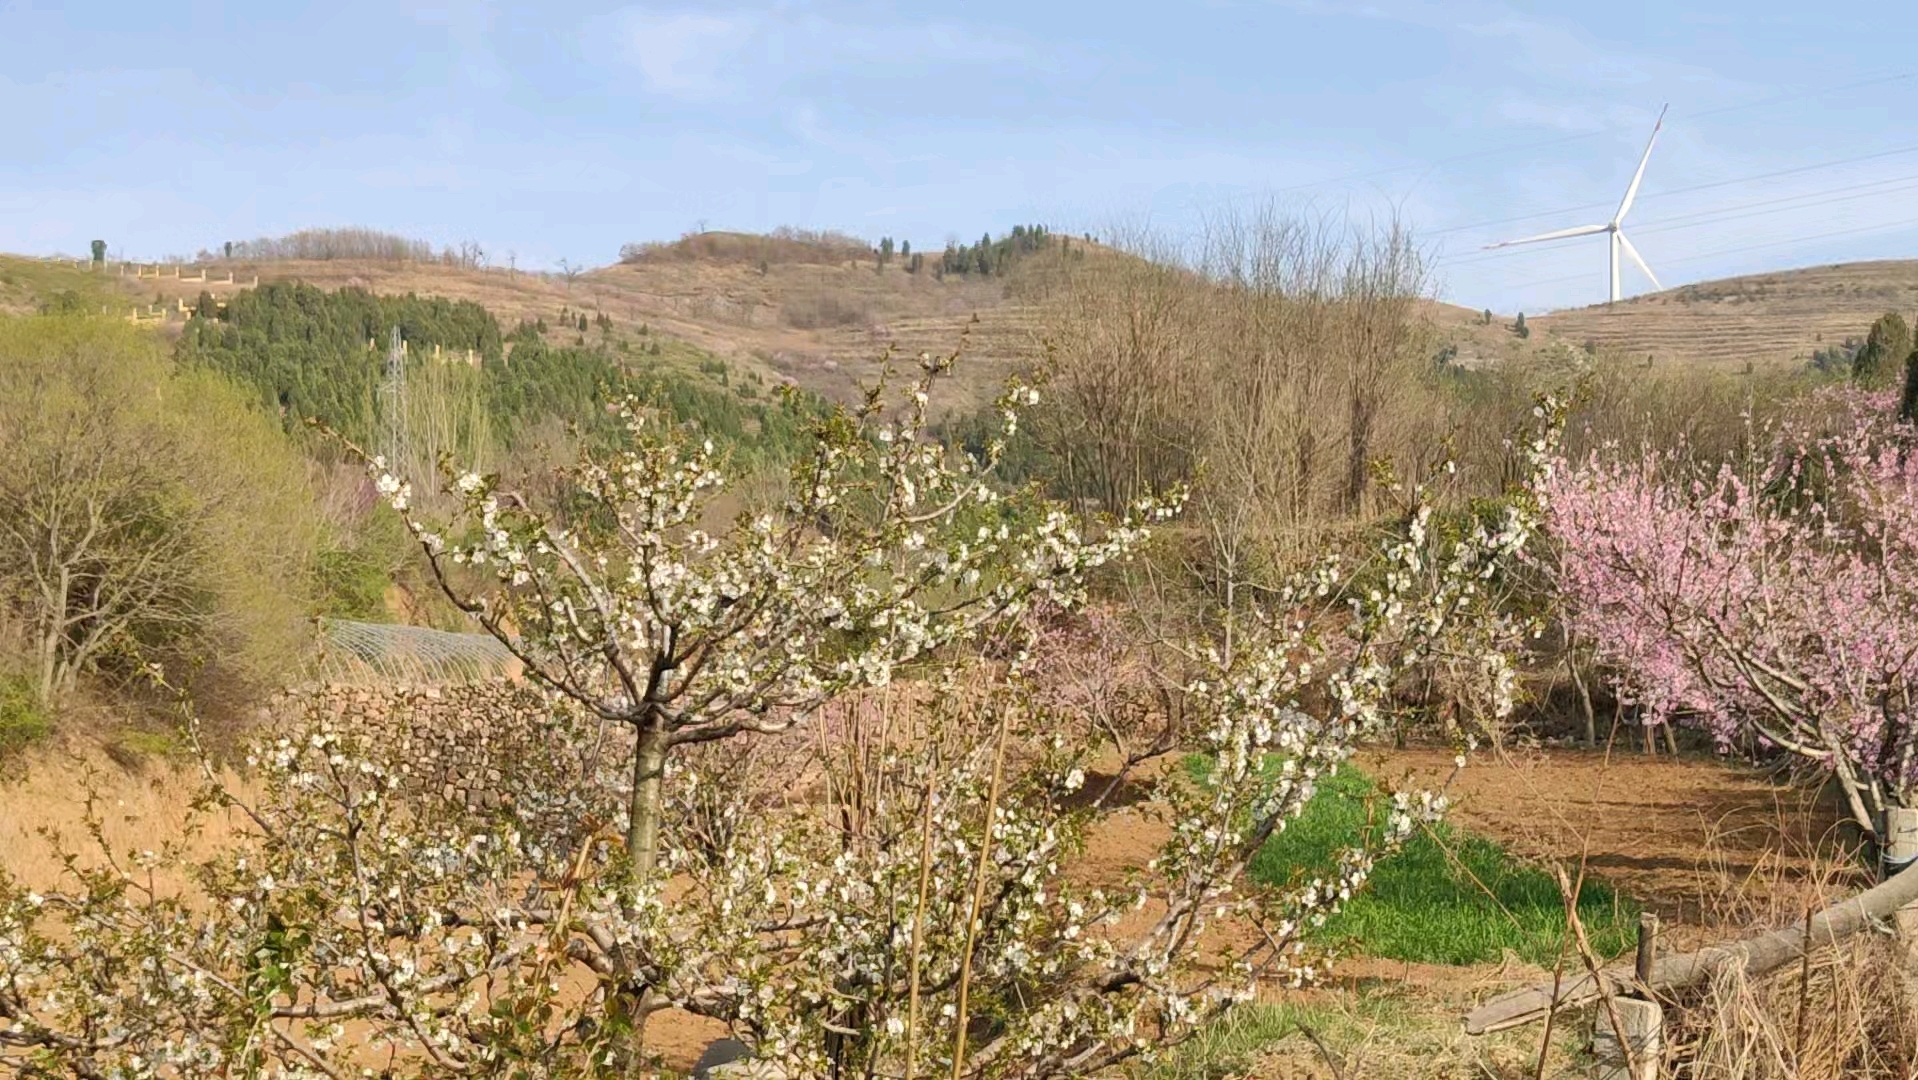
left=264, top=681, right=603, bottom=811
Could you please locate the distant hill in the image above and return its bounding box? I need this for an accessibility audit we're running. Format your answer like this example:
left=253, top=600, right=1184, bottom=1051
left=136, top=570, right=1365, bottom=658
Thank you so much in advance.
left=38, top=230, right=1120, bottom=416
left=15, top=240, right=1913, bottom=416
left=1528, top=260, right=1918, bottom=370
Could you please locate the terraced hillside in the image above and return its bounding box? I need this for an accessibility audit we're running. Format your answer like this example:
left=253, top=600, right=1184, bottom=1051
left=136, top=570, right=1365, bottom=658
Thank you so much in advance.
left=1532, top=260, right=1918, bottom=369
left=92, top=239, right=1084, bottom=414
left=20, top=240, right=1918, bottom=407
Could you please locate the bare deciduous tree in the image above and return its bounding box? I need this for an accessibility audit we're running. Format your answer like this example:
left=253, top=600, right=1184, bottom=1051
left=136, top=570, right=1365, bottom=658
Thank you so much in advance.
left=1036, top=208, right=1441, bottom=619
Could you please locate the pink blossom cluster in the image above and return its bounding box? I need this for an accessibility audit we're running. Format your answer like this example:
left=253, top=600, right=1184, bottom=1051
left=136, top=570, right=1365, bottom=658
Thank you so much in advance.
left=1540, top=389, right=1918, bottom=831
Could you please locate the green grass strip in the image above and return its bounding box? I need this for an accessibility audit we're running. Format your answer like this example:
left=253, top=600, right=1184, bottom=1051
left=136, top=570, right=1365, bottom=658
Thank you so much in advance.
left=1206, top=760, right=1638, bottom=966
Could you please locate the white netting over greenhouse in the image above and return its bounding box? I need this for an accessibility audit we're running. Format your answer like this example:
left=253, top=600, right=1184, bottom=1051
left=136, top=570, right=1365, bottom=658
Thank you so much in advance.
left=315, top=618, right=519, bottom=685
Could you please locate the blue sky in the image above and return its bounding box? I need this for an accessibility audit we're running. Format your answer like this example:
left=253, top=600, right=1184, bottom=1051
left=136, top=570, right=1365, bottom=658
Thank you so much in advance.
left=2, top=0, right=1915, bottom=313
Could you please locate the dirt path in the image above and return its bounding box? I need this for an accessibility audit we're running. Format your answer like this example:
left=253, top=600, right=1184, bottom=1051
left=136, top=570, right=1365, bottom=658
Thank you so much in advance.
left=1364, top=745, right=1859, bottom=943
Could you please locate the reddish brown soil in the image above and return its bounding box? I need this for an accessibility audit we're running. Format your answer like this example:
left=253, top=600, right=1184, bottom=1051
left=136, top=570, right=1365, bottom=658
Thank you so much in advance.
left=1362, top=745, right=1860, bottom=945
left=642, top=745, right=1858, bottom=1073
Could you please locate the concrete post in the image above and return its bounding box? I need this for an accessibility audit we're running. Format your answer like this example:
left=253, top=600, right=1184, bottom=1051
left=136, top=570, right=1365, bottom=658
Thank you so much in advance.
left=1885, top=808, right=1918, bottom=881
left=1887, top=808, right=1918, bottom=976
left=1593, top=998, right=1662, bottom=1080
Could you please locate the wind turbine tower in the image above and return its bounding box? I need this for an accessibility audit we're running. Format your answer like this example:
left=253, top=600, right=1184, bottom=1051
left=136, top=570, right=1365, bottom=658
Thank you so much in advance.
left=1486, top=105, right=1668, bottom=303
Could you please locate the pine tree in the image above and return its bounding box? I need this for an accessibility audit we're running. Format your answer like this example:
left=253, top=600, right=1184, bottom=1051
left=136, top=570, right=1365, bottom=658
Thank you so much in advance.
left=878, top=237, right=894, bottom=269
left=1853, top=312, right=1913, bottom=387
left=90, top=240, right=106, bottom=266
left=1513, top=312, right=1530, bottom=339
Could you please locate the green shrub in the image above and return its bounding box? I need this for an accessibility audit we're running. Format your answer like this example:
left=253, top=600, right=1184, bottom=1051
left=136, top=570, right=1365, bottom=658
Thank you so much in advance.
left=0, top=674, right=51, bottom=758
left=1854, top=312, right=1913, bottom=387
left=0, top=316, right=320, bottom=708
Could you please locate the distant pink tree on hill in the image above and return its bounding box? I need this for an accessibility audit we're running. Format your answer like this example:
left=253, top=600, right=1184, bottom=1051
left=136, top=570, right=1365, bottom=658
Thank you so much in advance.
left=1540, top=388, right=1918, bottom=841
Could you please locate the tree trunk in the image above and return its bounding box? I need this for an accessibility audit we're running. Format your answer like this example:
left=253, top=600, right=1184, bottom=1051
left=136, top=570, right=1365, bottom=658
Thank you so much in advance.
left=627, top=721, right=669, bottom=877
left=1566, top=633, right=1598, bottom=748
left=1829, top=747, right=1882, bottom=843
left=37, top=624, right=60, bottom=708
left=1345, top=396, right=1373, bottom=514
left=35, top=567, right=68, bottom=706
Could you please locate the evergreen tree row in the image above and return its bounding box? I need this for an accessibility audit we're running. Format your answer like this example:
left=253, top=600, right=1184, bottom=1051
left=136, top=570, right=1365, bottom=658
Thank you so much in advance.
left=179, top=281, right=829, bottom=463
left=937, top=224, right=1055, bottom=278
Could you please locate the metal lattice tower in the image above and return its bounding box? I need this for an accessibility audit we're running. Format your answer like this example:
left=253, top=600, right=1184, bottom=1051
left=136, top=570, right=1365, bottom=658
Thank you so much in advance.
left=378, top=325, right=408, bottom=470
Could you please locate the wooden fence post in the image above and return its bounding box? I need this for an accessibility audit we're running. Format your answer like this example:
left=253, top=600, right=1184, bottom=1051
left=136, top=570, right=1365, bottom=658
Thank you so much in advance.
left=1593, top=998, right=1662, bottom=1080
left=1635, top=912, right=1659, bottom=988
left=1592, top=911, right=1665, bottom=1080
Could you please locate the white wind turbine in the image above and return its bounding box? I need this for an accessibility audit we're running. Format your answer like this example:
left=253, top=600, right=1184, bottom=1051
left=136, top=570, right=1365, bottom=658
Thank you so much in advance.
left=1486, top=105, right=1669, bottom=303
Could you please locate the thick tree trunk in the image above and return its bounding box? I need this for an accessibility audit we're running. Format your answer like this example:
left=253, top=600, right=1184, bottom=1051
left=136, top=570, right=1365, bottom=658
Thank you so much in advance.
left=627, top=721, right=669, bottom=877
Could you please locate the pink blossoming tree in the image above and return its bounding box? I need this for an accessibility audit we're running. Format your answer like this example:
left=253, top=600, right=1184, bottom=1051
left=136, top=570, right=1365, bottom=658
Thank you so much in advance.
left=1541, top=388, right=1918, bottom=840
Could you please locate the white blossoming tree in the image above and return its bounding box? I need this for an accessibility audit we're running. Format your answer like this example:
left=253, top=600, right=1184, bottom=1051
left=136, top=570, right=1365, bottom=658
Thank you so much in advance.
left=0, top=353, right=1562, bottom=1079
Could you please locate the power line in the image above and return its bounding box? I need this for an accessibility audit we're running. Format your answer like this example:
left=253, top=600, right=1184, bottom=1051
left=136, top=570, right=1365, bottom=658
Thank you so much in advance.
left=1181, top=68, right=1918, bottom=216
left=1633, top=175, right=1918, bottom=236
left=379, top=326, right=408, bottom=473
left=1428, top=142, right=1918, bottom=239
left=1476, top=213, right=1918, bottom=293
left=1437, top=170, right=1918, bottom=270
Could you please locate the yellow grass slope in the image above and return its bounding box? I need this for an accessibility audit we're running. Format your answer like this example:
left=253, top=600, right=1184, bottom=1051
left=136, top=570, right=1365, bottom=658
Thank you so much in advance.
left=16, top=242, right=1918, bottom=403
left=1532, top=259, right=1918, bottom=369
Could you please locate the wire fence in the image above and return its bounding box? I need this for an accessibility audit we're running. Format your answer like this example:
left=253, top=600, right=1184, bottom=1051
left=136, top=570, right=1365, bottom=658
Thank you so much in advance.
left=315, top=618, right=519, bottom=686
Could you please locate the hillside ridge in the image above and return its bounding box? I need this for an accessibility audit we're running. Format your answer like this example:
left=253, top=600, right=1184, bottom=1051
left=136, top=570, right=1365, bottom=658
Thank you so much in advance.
left=9, top=245, right=1916, bottom=395
left=1529, top=259, right=1918, bottom=370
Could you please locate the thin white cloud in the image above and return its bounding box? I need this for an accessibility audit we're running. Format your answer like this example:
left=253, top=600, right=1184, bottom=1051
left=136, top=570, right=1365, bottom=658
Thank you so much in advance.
left=611, top=5, right=1046, bottom=102
left=621, top=11, right=757, bottom=100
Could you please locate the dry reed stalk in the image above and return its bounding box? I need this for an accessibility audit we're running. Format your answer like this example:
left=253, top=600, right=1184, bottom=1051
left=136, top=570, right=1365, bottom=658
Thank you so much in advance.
left=948, top=707, right=1012, bottom=1080
left=1558, top=863, right=1649, bottom=1078
left=902, top=766, right=939, bottom=1080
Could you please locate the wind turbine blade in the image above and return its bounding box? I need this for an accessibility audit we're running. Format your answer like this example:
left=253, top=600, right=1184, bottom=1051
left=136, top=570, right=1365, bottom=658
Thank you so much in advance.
left=1613, top=103, right=1669, bottom=224
left=1616, top=231, right=1661, bottom=291
left=1482, top=223, right=1609, bottom=249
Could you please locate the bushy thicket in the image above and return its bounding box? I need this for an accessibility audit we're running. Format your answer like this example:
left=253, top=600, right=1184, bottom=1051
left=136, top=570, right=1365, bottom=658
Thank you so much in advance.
left=0, top=317, right=319, bottom=712
left=1852, top=312, right=1913, bottom=387
left=207, top=227, right=490, bottom=267
left=619, top=226, right=871, bottom=265
left=181, top=282, right=503, bottom=443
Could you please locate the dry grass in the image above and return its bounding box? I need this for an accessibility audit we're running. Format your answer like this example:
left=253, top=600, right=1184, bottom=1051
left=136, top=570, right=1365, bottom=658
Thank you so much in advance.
left=107, top=245, right=1041, bottom=413
left=1671, top=934, right=1918, bottom=1080
left=1534, top=259, right=1918, bottom=371
left=621, top=227, right=872, bottom=266
left=1658, top=799, right=1915, bottom=1079
left=781, top=288, right=873, bottom=330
